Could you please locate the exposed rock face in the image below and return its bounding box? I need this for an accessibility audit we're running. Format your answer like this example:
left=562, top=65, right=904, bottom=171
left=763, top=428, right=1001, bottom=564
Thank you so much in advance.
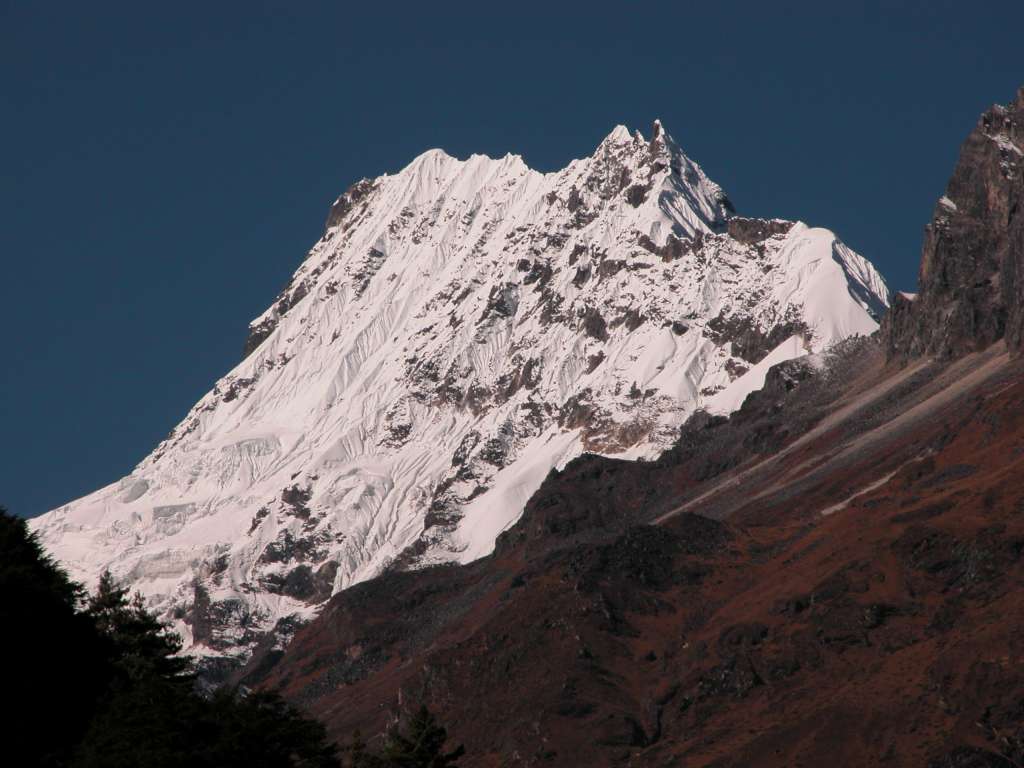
left=705, top=310, right=810, bottom=365
left=726, top=217, right=794, bottom=245
left=244, top=178, right=379, bottom=359
left=883, top=87, right=1024, bottom=359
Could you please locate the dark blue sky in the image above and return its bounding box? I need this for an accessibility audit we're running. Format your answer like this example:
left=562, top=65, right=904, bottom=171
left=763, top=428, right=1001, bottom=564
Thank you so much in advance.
left=3, top=1, right=1022, bottom=517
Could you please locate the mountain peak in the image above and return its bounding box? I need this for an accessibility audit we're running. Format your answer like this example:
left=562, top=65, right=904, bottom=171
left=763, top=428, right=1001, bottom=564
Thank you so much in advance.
left=1006, top=84, right=1024, bottom=112
left=32, top=122, right=889, bottom=670
left=601, top=124, right=633, bottom=145
left=595, top=118, right=672, bottom=154
left=883, top=85, right=1023, bottom=360
left=578, top=119, right=731, bottom=238
left=402, top=146, right=456, bottom=173
left=600, top=118, right=666, bottom=146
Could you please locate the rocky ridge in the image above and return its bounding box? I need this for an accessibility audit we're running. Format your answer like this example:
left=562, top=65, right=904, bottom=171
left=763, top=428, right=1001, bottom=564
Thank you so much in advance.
left=883, top=86, right=1024, bottom=359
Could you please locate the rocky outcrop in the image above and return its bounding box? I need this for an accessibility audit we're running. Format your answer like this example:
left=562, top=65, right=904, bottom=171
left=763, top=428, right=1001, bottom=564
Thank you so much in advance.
left=324, top=178, right=376, bottom=231
left=883, top=86, right=1024, bottom=360
left=726, top=217, right=794, bottom=245
left=705, top=310, right=810, bottom=365
left=243, top=179, right=378, bottom=359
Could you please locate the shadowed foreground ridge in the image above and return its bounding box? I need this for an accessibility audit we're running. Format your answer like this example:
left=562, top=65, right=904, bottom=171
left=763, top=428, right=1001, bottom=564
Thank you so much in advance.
left=241, top=89, right=1024, bottom=766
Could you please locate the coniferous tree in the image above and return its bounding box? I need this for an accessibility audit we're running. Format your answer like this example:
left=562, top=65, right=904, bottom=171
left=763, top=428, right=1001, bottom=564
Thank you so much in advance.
left=0, top=507, right=108, bottom=767
left=200, top=688, right=341, bottom=768
left=343, top=729, right=382, bottom=768
left=2, top=506, right=455, bottom=768
left=71, top=573, right=340, bottom=768
left=380, top=706, right=465, bottom=768
left=70, top=570, right=202, bottom=768
left=86, top=569, right=192, bottom=686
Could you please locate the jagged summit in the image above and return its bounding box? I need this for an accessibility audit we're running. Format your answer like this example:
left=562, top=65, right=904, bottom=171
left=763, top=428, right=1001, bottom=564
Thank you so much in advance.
left=883, top=86, right=1023, bottom=359
left=601, top=124, right=633, bottom=144
left=33, top=122, right=889, bottom=667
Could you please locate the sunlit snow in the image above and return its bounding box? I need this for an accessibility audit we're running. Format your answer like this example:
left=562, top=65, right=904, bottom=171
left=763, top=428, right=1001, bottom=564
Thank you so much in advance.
left=32, top=122, right=889, bottom=659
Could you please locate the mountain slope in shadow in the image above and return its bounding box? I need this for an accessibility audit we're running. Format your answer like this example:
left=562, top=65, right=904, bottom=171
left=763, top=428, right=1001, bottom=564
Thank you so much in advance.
left=244, top=87, right=1024, bottom=768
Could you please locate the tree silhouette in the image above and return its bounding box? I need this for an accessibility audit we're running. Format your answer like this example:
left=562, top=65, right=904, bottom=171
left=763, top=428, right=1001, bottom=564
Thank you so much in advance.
left=0, top=507, right=108, bottom=767
left=199, top=688, right=341, bottom=768
left=343, top=729, right=378, bottom=768
left=72, top=574, right=340, bottom=767
left=0, top=506, right=341, bottom=767
left=87, top=569, right=192, bottom=685
left=380, top=705, right=465, bottom=768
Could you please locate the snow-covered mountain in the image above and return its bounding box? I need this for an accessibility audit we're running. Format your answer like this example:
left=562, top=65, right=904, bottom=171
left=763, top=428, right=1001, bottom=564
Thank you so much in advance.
left=32, top=121, right=889, bottom=665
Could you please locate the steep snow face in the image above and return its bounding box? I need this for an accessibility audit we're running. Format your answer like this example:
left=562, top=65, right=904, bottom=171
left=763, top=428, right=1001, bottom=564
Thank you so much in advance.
left=32, top=122, right=889, bottom=662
